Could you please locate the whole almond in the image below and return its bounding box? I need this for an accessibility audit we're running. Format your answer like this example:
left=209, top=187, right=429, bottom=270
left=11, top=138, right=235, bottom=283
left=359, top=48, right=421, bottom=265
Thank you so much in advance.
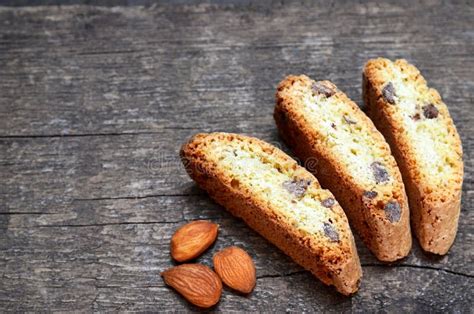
left=161, top=264, right=222, bottom=308
left=213, top=246, right=256, bottom=294
left=171, top=220, right=218, bottom=262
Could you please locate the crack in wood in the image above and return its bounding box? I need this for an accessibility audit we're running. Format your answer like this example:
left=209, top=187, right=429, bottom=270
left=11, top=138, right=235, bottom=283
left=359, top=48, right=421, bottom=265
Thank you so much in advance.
left=362, top=263, right=473, bottom=279
left=95, top=285, right=164, bottom=289
left=72, top=193, right=204, bottom=202
left=76, top=49, right=145, bottom=56
left=0, top=131, right=167, bottom=139
left=254, top=264, right=474, bottom=280
left=33, top=220, right=187, bottom=228
left=257, top=270, right=308, bottom=279
left=0, top=126, right=254, bottom=140
left=2, top=220, right=186, bottom=230
left=0, top=125, right=240, bottom=139
left=0, top=212, right=57, bottom=215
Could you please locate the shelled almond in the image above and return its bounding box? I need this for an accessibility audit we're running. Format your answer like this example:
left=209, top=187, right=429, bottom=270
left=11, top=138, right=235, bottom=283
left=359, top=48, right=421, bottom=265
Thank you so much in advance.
left=170, top=220, right=218, bottom=262
left=161, top=264, right=222, bottom=308
left=213, top=246, right=256, bottom=294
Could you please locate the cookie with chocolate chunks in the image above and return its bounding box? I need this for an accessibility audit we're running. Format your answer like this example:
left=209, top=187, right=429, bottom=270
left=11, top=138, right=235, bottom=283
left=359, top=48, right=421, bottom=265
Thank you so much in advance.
left=364, top=58, right=463, bottom=255
left=181, top=132, right=361, bottom=295
left=275, top=74, right=411, bottom=262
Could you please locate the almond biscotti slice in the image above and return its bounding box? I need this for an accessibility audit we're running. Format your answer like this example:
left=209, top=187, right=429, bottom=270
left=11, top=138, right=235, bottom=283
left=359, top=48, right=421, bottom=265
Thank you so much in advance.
left=274, top=75, right=412, bottom=262
left=363, top=58, right=463, bottom=254
left=180, top=132, right=361, bottom=295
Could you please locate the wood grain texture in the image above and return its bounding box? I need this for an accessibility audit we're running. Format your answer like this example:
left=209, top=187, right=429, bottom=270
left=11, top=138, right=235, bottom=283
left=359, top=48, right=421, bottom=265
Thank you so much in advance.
left=0, top=1, right=473, bottom=312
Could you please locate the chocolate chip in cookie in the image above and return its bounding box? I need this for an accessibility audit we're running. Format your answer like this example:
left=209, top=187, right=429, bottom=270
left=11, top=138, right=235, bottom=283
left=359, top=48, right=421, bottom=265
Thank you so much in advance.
left=384, top=201, right=401, bottom=223
left=282, top=179, right=311, bottom=198
left=370, top=161, right=390, bottom=184
left=321, top=197, right=335, bottom=208
left=363, top=190, right=378, bottom=200
left=382, top=82, right=397, bottom=104
left=343, top=115, right=357, bottom=125
left=411, top=112, right=421, bottom=121
left=422, top=104, right=439, bottom=119
left=323, top=222, right=339, bottom=242
left=312, top=81, right=336, bottom=97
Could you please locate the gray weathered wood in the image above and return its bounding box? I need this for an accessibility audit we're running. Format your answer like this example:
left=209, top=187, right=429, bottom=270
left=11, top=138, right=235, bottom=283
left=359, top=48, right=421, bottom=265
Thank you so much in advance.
left=0, top=1, right=473, bottom=312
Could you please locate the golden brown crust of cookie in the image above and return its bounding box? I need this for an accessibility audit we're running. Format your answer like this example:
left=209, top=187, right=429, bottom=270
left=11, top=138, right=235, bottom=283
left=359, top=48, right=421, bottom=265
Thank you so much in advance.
left=180, top=132, right=362, bottom=295
left=363, top=58, right=463, bottom=254
left=274, top=75, right=412, bottom=262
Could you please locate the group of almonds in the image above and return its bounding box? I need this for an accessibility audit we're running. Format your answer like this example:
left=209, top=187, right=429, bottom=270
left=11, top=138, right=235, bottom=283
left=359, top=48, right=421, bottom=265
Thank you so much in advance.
left=161, top=220, right=257, bottom=308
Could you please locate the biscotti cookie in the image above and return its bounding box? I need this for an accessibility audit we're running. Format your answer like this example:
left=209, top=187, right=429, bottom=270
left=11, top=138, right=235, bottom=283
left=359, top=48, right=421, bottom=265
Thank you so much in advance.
left=274, top=75, right=412, bottom=262
left=180, top=133, right=361, bottom=295
left=363, top=58, right=463, bottom=254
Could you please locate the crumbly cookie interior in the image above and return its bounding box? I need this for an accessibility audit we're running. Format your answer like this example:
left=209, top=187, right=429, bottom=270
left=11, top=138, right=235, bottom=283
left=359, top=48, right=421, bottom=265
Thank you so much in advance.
left=378, top=62, right=460, bottom=187
left=298, top=82, right=392, bottom=188
left=204, top=140, right=341, bottom=242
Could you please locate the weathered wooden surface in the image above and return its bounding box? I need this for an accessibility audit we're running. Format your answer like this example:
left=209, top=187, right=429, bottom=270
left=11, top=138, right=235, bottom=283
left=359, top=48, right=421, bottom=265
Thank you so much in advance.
left=0, top=1, right=473, bottom=312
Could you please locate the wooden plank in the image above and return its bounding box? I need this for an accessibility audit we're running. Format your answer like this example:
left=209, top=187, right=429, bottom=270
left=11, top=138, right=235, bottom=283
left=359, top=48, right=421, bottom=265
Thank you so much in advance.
left=2, top=219, right=473, bottom=311
left=1, top=132, right=473, bottom=311
left=0, top=4, right=472, bottom=136
left=0, top=1, right=473, bottom=312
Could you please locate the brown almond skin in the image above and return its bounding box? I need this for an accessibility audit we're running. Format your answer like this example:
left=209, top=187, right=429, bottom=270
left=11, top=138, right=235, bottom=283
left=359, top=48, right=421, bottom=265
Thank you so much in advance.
left=213, top=246, right=256, bottom=294
left=161, top=264, right=222, bottom=308
left=171, top=220, right=218, bottom=262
